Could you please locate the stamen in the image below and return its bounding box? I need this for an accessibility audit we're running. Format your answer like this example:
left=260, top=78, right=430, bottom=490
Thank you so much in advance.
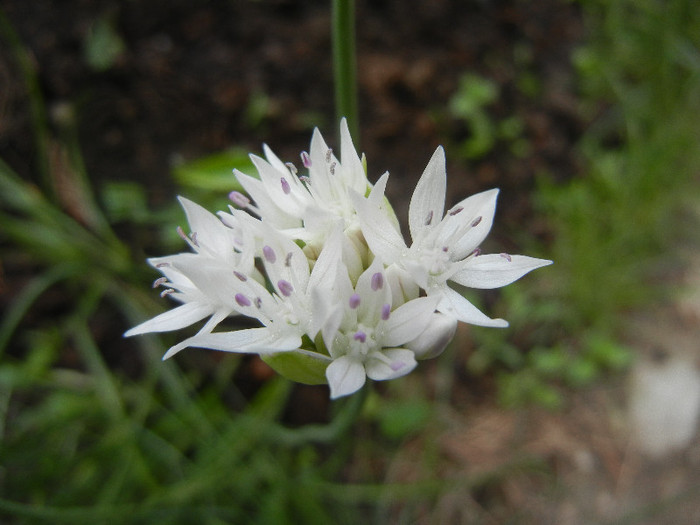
left=325, top=148, right=333, bottom=163
left=278, top=280, right=293, bottom=297
left=235, top=293, right=252, bottom=307
left=349, top=294, right=361, bottom=309
left=152, top=277, right=168, bottom=288
left=255, top=297, right=262, bottom=309
left=425, top=210, right=434, bottom=226
left=176, top=226, right=189, bottom=242
left=280, top=177, right=291, bottom=195
left=371, top=272, right=384, bottom=291
left=449, top=206, right=464, bottom=216
left=500, top=253, right=512, bottom=262
left=285, top=162, right=298, bottom=175
left=285, top=252, right=293, bottom=267
left=190, top=232, right=199, bottom=247
left=160, top=288, right=175, bottom=298
left=229, top=191, right=250, bottom=208
left=471, top=216, right=482, bottom=227
left=155, top=262, right=170, bottom=268
left=470, top=247, right=482, bottom=257
left=299, top=175, right=311, bottom=184
left=263, top=245, right=277, bottom=263
left=301, top=151, right=312, bottom=168
left=442, top=246, right=449, bottom=252
left=381, top=304, right=391, bottom=321
left=353, top=331, right=367, bottom=343
left=233, top=271, right=247, bottom=281
left=329, top=162, right=336, bottom=175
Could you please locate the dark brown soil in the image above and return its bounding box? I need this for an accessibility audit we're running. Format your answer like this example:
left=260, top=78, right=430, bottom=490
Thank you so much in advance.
left=0, top=0, right=584, bottom=228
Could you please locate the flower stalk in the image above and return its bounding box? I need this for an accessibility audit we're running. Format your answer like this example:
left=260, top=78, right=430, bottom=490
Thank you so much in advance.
left=332, top=0, right=358, bottom=140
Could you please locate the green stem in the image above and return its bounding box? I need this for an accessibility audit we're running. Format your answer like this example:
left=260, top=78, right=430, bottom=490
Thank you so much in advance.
left=332, top=0, right=359, bottom=140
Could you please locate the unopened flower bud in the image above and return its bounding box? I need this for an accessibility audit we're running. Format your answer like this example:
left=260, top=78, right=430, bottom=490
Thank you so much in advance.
left=407, top=312, right=457, bottom=359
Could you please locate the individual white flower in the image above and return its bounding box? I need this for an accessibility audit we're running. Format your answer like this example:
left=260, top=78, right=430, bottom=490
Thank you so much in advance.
left=320, top=257, right=441, bottom=398
left=157, top=218, right=345, bottom=361
left=229, top=118, right=398, bottom=278
left=353, top=146, right=552, bottom=327
left=124, top=197, right=255, bottom=339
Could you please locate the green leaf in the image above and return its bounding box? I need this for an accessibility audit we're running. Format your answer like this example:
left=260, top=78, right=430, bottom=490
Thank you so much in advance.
left=173, top=149, right=253, bottom=193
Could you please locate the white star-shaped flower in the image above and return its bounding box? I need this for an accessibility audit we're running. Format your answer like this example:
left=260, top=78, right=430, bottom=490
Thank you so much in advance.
left=156, top=218, right=345, bottom=361
left=320, top=257, right=440, bottom=398
left=353, top=146, right=552, bottom=327
left=124, top=197, right=255, bottom=339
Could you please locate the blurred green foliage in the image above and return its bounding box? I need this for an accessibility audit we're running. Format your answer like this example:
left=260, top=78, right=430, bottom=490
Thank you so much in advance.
left=448, top=73, right=529, bottom=159
left=470, top=0, right=700, bottom=407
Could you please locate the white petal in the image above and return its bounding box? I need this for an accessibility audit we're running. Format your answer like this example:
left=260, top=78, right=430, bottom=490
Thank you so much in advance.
left=365, top=348, right=417, bottom=381
left=177, top=196, right=232, bottom=257
left=409, top=146, right=446, bottom=243
left=235, top=170, right=300, bottom=228
left=308, top=224, right=344, bottom=292
left=321, top=305, right=344, bottom=355
left=162, top=327, right=301, bottom=360
left=355, top=258, right=391, bottom=323
left=262, top=143, right=291, bottom=174
left=437, top=287, right=508, bottom=327
left=308, top=127, right=334, bottom=203
left=339, top=118, right=366, bottom=193
left=385, top=264, right=420, bottom=307
left=447, top=188, right=499, bottom=259
left=383, top=296, right=440, bottom=347
left=326, top=355, right=366, bottom=399
left=352, top=191, right=407, bottom=263
left=124, top=302, right=213, bottom=337
left=451, top=254, right=553, bottom=289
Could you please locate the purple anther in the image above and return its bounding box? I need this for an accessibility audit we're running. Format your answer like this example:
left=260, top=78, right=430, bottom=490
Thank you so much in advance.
left=285, top=252, right=293, bottom=267
left=442, top=246, right=449, bottom=252
left=278, top=279, right=293, bottom=297
left=325, top=148, right=333, bottom=163
left=233, top=271, right=248, bottom=281
left=301, top=151, right=312, bottom=168
left=190, top=232, right=199, bottom=247
left=229, top=191, right=250, bottom=208
left=152, top=277, right=168, bottom=288
left=371, top=272, right=384, bottom=291
left=160, top=288, right=175, bottom=298
left=425, top=210, right=434, bottom=226
left=470, top=247, right=482, bottom=257
left=349, top=293, right=361, bottom=309
left=235, top=293, right=252, bottom=307
left=254, top=297, right=262, bottom=309
left=353, top=331, right=367, bottom=343
left=280, top=177, right=291, bottom=195
left=500, top=253, right=512, bottom=262
left=285, top=162, right=298, bottom=175
left=176, top=226, right=189, bottom=242
left=381, top=304, right=391, bottom=321
left=471, top=216, right=482, bottom=227
left=155, top=262, right=170, bottom=268
left=262, top=245, right=277, bottom=264
left=299, top=175, right=311, bottom=184
left=329, top=162, right=336, bottom=175
left=449, top=206, right=464, bottom=216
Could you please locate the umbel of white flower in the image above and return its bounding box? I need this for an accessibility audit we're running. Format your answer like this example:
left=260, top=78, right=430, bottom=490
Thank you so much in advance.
left=125, top=119, right=552, bottom=399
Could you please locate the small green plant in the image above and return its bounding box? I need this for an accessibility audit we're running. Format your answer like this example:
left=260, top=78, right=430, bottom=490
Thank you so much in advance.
left=448, top=73, right=528, bottom=159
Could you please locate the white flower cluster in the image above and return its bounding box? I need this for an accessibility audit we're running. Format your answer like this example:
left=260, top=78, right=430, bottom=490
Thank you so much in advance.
left=125, top=120, right=552, bottom=398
